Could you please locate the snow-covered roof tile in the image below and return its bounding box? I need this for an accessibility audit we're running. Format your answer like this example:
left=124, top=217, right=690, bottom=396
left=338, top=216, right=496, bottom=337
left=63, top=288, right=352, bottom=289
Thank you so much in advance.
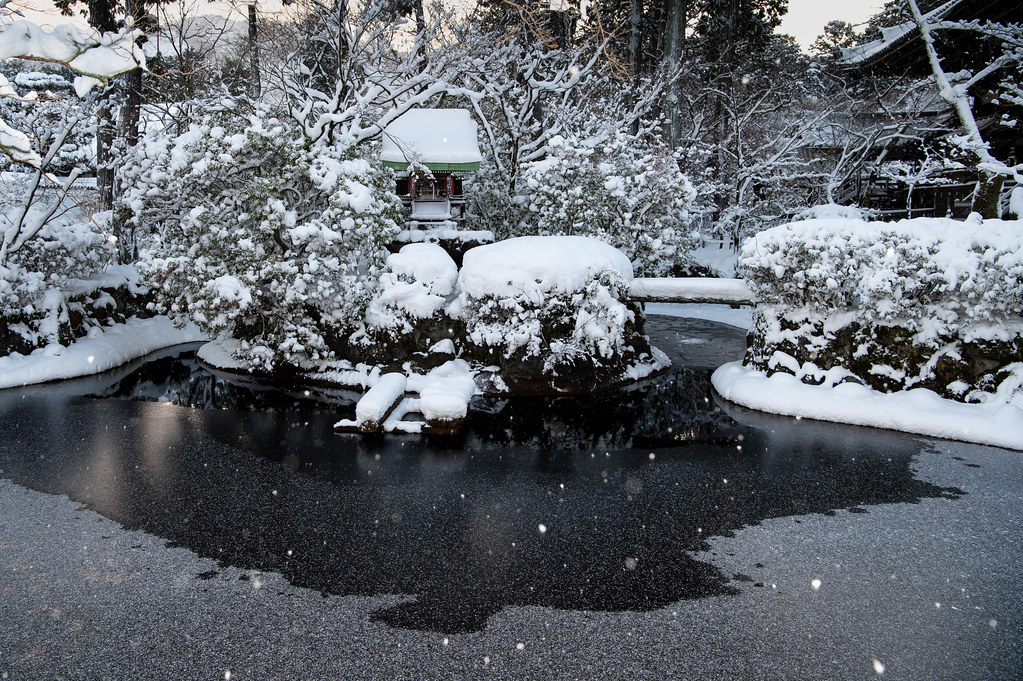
left=380, top=108, right=482, bottom=172
left=840, top=0, right=964, bottom=66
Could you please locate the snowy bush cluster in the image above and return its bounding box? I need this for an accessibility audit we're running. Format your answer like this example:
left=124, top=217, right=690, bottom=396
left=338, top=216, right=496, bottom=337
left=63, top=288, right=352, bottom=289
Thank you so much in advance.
left=456, top=236, right=657, bottom=390
left=0, top=207, right=119, bottom=354
left=0, top=62, right=92, bottom=175
left=123, top=106, right=403, bottom=371
left=362, top=243, right=462, bottom=360
left=521, top=135, right=698, bottom=277
left=741, top=215, right=1023, bottom=401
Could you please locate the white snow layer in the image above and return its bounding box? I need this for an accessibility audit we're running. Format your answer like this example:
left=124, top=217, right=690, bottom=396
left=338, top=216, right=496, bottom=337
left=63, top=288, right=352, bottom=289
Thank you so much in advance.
left=459, top=235, right=634, bottom=299
left=380, top=109, right=482, bottom=165
left=0, top=317, right=206, bottom=389
left=1009, top=186, right=1023, bottom=219
left=712, top=362, right=1023, bottom=451
left=0, top=21, right=144, bottom=81
left=415, top=360, right=476, bottom=422
left=366, top=243, right=458, bottom=326
left=355, top=373, right=407, bottom=424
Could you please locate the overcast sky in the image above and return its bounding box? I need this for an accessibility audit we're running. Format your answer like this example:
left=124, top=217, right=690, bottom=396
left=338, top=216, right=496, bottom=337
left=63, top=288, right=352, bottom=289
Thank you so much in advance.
left=779, top=0, right=887, bottom=49
left=13, top=0, right=887, bottom=52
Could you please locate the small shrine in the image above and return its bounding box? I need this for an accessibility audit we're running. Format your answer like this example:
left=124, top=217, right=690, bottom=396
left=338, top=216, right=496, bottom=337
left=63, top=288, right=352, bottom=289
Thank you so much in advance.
left=380, top=108, right=483, bottom=229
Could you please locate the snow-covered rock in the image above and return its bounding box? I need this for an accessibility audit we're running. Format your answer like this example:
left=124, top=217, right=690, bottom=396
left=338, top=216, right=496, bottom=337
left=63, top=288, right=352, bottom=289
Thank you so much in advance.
left=459, top=235, right=633, bottom=300
left=457, top=235, right=664, bottom=391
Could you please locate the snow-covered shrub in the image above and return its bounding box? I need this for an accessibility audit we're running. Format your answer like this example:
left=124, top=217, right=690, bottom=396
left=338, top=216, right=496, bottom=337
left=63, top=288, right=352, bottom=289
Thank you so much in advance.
left=463, top=159, right=527, bottom=241
left=124, top=106, right=403, bottom=371
left=520, top=134, right=698, bottom=276
left=362, top=243, right=462, bottom=361
left=457, top=236, right=658, bottom=390
left=0, top=61, right=94, bottom=174
left=0, top=206, right=118, bottom=354
left=740, top=215, right=1023, bottom=401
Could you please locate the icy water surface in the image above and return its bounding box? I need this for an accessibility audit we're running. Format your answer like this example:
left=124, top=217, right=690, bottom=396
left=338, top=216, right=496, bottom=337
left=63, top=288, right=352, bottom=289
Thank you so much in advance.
left=0, top=318, right=962, bottom=633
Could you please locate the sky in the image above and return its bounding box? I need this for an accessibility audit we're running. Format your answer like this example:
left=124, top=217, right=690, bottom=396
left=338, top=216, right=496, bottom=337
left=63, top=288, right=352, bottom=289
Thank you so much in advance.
left=10, top=0, right=887, bottom=52
left=778, top=0, right=887, bottom=50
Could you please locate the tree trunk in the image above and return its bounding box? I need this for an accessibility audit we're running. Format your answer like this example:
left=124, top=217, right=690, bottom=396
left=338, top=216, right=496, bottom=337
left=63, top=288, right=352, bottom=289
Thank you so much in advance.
left=248, top=3, right=260, bottom=99
left=973, top=172, right=1004, bottom=218
left=627, top=0, right=642, bottom=134
left=122, top=0, right=146, bottom=148
left=88, top=0, right=118, bottom=212
left=907, top=0, right=1007, bottom=220
left=661, top=0, right=688, bottom=145
left=629, top=0, right=642, bottom=78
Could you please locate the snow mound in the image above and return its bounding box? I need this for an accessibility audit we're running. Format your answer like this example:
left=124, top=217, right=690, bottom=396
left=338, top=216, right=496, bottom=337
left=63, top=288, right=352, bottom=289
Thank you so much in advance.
left=355, top=373, right=407, bottom=424
left=712, top=362, right=1023, bottom=451
left=459, top=235, right=633, bottom=300
left=366, top=243, right=458, bottom=328
left=0, top=316, right=205, bottom=389
left=415, top=360, right=477, bottom=422
left=795, top=204, right=866, bottom=221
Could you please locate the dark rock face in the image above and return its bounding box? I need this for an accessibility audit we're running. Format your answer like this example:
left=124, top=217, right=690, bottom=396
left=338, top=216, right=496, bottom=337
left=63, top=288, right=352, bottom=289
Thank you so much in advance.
left=745, top=309, right=1023, bottom=399
left=462, top=300, right=657, bottom=395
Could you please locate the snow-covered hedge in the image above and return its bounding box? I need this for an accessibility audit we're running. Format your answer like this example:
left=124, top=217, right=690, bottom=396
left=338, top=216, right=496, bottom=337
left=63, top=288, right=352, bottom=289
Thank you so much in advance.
left=521, top=134, right=698, bottom=277
left=123, top=106, right=403, bottom=371
left=740, top=215, right=1023, bottom=401
left=457, top=236, right=659, bottom=390
left=0, top=177, right=126, bottom=354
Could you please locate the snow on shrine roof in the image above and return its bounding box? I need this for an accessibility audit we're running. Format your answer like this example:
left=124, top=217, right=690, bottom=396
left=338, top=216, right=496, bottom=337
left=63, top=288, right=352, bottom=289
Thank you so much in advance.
left=380, top=109, right=482, bottom=172
left=840, top=0, right=961, bottom=66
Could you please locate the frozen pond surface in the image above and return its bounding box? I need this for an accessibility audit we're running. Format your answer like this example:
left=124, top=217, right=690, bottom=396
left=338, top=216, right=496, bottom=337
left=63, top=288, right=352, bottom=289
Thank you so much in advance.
left=0, top=317, right=1020, bottom=679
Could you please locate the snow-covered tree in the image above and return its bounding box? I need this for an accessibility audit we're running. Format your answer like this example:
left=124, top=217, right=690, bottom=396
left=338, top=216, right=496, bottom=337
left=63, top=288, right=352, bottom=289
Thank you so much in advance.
left=521, top=132, right=697, bottom=275
left=123, top=105, right=403, bottom=371
left=0, top=61, right=94, bottom=175
left=0, top=18, right=144, bottom=167
left=267, top=0, right=472, bottom=148
left=671, top=35, right=834, bottom=241
left=904, top=0, right=1023, bottom=217
left=142, top=0, right=240, bottom=135
left=458, top=32, right=664, bottom=238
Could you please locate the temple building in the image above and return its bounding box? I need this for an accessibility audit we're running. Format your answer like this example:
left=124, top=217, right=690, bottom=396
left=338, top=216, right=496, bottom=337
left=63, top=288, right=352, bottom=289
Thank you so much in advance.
left=380, top=108, right=483, bottom=229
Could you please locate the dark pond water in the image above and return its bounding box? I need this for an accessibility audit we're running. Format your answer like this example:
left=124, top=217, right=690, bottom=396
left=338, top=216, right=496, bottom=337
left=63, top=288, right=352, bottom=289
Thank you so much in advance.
left=0, top=318, right=962, bottom=633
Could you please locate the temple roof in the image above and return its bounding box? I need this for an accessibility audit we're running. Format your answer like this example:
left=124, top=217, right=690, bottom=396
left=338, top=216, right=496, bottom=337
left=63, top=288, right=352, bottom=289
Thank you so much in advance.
left=380, top=109, right=482, bottom=172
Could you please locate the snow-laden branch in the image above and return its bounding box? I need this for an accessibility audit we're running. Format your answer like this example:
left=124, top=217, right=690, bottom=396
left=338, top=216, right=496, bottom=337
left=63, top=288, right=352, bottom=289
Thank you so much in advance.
left=907, top=0, right=1021, bottom=186
left=0, top=20, right=145, bottom=167
left=0, top=20, right=145, bottom=96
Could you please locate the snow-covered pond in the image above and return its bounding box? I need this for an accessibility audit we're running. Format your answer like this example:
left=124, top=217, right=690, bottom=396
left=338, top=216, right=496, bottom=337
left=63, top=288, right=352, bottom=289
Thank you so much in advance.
left=1, top=315, right=1020, bottom=681
left=0, top=317, right=961, bottom=631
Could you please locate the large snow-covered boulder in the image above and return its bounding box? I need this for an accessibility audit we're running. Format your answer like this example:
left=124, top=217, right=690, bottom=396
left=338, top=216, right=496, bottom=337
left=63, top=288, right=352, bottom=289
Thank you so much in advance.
left=361, top=243, right=462, bottom=364
left=457, top=236, right=663, bottom=392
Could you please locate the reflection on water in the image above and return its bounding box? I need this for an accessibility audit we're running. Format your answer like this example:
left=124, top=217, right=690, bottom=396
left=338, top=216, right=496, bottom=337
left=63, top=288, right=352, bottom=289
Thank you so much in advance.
left=0, top=345, right=962, bottom=633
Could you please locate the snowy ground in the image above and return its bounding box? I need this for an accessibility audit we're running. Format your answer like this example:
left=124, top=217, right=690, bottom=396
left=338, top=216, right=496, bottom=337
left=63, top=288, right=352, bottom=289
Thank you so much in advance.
left=645, top=302, right=753, bottom=330
left=691, top=237, right=741, bottom=277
